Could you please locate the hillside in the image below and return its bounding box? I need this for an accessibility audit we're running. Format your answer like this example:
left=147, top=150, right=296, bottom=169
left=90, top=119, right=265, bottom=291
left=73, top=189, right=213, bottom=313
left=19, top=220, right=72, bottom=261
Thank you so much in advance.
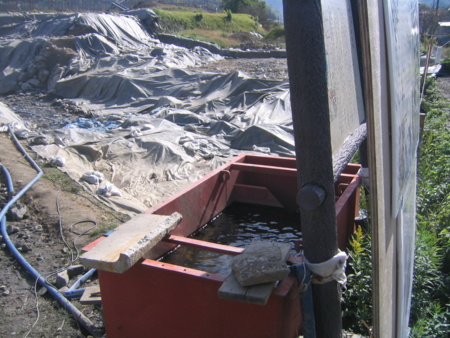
left=154, top=8, right=265, bottom=33
left=154, top=7, right=284, bottom=48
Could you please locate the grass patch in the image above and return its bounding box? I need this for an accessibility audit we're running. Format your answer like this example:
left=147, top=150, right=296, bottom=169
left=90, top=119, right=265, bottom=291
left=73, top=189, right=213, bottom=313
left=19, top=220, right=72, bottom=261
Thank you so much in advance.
left=154, top=8, right=263, bottom=34
left=43, top=167, right=81, bottom=194
left=42, top=167, right=130, bottom=238
left=178, top=28, right=241, bottom=47
left=157, top=5, right=206, bottom=12
left=151, top=6, right=285, bottom=47
left=88, top=220, right=122, bottom=239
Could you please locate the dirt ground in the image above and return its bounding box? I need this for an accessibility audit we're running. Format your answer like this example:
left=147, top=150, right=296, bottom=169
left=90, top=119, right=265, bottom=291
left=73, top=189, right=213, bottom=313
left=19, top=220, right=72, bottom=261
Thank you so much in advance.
left=0, top=57, right=288, bottom=337
left=0, top=132, right=115, bottom=337
left=193, top=57, right=288, bottom=81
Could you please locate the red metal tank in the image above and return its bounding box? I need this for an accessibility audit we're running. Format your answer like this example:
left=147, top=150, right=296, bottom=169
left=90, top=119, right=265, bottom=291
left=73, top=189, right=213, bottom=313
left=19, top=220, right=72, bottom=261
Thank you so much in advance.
left=83, top=154, right=361, bottom=337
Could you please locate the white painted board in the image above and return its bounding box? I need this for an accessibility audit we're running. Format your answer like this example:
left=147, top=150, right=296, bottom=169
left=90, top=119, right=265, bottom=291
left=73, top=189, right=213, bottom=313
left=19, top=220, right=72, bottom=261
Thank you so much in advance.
left=383, top=0, right=420, bottom=217
left=397, top=163, right=417, bottom=338
left=382, top=2, right=420, bottom=332
left=322, top=0, right=366, bottom=155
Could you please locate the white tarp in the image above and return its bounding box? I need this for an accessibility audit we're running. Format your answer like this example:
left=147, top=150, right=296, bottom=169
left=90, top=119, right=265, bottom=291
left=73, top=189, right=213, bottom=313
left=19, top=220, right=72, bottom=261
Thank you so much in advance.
left=0, top=11, right=222, bottom=95
left=0, top=102, right=24, bottom=126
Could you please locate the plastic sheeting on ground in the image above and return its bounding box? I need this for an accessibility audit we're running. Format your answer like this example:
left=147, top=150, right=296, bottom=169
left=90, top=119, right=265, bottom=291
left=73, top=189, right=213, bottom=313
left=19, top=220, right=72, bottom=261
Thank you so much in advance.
left=0, top=11, right=222, bottom=95
left=0, top=11, right=299, bottom=213
left=0, top=102, right=24, bottom=127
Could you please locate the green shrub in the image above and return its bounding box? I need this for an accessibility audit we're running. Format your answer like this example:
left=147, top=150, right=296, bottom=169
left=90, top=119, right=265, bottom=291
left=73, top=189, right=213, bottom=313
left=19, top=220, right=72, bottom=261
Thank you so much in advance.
left=194, top=13, right=203, bottom=22
left=440, top=58, right=450, bottom=75
left=264, top=26, right=284, bottom=40
left=342, top=225, right=373, bottom=334
left=410, top=303, right=450, bottom=337
left=225, top=9, right=232, bottom=22
left=411, top=76, right=450, bottom=335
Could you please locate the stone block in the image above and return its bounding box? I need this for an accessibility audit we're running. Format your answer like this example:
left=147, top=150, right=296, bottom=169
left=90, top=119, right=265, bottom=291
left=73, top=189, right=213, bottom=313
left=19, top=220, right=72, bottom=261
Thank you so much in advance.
left=67, top=264, right=85, bottom=278
left=231, top=240, right=290, bottom=287
left=55, top=270, right=69, bottom=288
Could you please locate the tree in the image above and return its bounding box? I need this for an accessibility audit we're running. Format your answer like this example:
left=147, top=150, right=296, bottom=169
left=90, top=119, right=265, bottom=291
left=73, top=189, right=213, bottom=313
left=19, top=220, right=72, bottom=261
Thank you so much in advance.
left=222, top=0, right=246, bottom=13
left=419, top=4, right=450, bottom=37
left=222, top=0, right=270, bottom=26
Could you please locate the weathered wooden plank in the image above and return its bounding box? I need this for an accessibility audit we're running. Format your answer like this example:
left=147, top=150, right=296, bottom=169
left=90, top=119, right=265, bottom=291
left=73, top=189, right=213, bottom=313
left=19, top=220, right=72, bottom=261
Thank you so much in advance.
left=164, top=235, right=244, bottom=255
left=79, top=212, right=182, bottom=273
left=80, top=285, right=101, bottom=305
left=230, top=163, right=297, bottom=177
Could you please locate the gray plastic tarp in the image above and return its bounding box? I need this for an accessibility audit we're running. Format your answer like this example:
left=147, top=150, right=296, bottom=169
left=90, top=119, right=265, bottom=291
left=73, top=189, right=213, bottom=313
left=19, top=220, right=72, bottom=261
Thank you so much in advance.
left=0, top=12, right=297, bottom=212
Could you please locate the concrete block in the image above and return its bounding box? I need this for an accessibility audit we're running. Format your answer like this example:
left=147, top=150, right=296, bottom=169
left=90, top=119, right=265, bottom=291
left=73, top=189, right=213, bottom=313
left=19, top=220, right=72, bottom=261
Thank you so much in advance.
left=231, top=240, right=290, bottom=287
left=67, top=264, right=85, bottom=278
left=55, top=270, right=69, bottom=288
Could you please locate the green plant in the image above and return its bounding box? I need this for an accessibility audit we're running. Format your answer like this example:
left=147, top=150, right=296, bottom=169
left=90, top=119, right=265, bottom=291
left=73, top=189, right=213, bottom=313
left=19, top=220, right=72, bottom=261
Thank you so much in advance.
left=264, top=26, right=285, bottom=40
left=440, top=58, right=450, bottom=75
left=43, top=168, right=81, bottom=194
left=411, top=76, right=450, bottom=335
left=410, top=303, right=450, bottom=337
left=342, top=225, right=373, bottom=334
left=411, top=230, right=444, bottom=314
left=194, top=13, right=203, bottom=22
left=88, top=220, right=121, bottom=239
left=225, top=9, right=233, bottom=22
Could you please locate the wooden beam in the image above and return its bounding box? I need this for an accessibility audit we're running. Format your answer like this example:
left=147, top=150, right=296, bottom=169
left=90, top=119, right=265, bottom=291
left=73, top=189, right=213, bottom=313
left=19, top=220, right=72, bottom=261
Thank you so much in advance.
left=333, top=123, right=367, bottom=181
left=229, top=163, right=297, bottom=177
left=164, top=235, right=244, bottom=255
left=80, top=285, right=102, bottom=305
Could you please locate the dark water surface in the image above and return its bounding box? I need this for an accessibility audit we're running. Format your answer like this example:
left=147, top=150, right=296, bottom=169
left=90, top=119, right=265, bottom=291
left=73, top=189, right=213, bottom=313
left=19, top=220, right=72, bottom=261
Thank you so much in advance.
left=160, top=203, right=302, bottom=275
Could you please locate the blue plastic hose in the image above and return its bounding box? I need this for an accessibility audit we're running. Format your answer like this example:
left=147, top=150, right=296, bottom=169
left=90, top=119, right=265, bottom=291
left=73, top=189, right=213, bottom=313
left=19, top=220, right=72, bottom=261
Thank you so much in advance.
left=0, top=125, right=100, bottom=336
left=290, top=264, right=316, bottom=338
left=63, top=288, right=86, bottom=299
left=63, top=268, right=97, bottom=299
left=1, top=164, right=14, bottom=197
left=1, top=217, right=99, bottom=335
left=69, top=268, right=97, bottom=292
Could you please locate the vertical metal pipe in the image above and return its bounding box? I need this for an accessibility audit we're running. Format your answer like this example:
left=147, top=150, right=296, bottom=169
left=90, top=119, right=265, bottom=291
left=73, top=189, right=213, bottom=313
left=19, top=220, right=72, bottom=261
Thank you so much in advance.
left=283, top=0, right=342, bottom=336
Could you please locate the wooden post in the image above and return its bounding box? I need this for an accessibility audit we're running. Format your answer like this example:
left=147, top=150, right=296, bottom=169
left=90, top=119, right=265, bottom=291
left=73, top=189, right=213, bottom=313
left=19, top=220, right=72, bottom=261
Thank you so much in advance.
left=283, top=0, right=342, bottom=336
